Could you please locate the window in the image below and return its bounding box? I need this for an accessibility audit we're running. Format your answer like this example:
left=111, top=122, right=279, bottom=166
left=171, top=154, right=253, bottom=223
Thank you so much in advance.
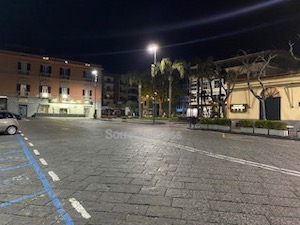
left=17, top=84, right=30, bottom=97
left=83, top=71, right=92, bottom=81
left=40, top=65, right=52, bottom=77
left=59, top=87, right=69, bottom=99
left=60, top=67, right=70, bottom=79
left=202, top=81, right=208, bottom=89
left=18, top=62, right=31, bottom=75
left=39, top=86, right=51, bottom=98
left=214, top=80, right=220, bottom=88
left=82, top=89, right=92, bottom=99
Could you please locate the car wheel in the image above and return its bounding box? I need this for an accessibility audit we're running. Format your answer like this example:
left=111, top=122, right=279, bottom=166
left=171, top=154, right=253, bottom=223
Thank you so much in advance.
left=6, top=126, right=17, bottom=135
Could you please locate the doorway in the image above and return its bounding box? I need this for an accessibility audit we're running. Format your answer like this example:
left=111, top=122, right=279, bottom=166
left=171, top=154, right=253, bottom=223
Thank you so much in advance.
left=18, top=105, right=27, bottom=118
left=259, top=87, right=281, bottom=120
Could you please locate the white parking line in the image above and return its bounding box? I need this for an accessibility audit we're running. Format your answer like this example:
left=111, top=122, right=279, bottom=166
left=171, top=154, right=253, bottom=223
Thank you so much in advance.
left=39, top=158, right=48, bottom=166
left=69, top=198, right=91, bottom=219
left=28, top=142, right=34, bottom=147
left=33, top=149, right=40, bottom=155
left=48, top=171, right=60, bottom=181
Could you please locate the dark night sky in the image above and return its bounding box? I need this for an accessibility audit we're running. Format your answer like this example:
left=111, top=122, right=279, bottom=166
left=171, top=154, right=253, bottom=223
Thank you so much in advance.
left=1, top=0, right=300, bottom=73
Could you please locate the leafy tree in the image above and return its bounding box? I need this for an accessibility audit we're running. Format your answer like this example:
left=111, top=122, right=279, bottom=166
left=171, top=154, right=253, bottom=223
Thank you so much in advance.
left=157, top=58, right=187, bottom=117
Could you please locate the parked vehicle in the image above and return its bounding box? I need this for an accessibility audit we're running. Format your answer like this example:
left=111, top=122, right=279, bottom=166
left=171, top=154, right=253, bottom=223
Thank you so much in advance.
left=0, top=112, right=19, bottom=135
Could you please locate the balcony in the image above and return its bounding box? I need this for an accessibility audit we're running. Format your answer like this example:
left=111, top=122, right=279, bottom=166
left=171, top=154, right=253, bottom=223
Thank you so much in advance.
left=18, top=91, right=29, bottom=97
left=18, top=70, right=30, bottom=75
left=40, top=72, right=51, bottom=77
left=40, top=92, right=51, bottom=99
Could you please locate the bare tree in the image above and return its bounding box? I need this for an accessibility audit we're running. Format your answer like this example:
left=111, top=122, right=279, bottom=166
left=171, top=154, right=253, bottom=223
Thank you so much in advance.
left=289, top=38, right=300, bottom=61
left=240, top=50, right=277, bottom=120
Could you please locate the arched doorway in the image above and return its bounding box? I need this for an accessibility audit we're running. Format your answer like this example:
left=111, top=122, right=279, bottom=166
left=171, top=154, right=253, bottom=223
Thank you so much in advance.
left=260, top=87, right=281, bottom=120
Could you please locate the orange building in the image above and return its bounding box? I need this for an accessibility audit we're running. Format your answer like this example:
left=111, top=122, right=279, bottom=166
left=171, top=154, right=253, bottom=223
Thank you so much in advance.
left=0, top=50, right=103, bottom=118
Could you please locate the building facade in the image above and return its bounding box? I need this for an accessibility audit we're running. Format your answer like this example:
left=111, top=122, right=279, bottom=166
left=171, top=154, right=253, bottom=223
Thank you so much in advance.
left=0, top=50, right=102, bottom=118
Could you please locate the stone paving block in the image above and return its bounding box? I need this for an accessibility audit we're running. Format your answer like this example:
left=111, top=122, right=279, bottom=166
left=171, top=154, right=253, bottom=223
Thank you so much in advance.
left=239, top=185, right=268, bottom=195
left=121, top=214, right=159, bottom=225
left=85, top=183, right=111, bottom=192
left=146, top=205, right=183, bottom=219
left=88, top=211, right=127, bottom=225
left=269, top=205, right=300, bottom=217
left=111, top=203, right=148, bottom=215
left=242, top=194, right=270, bottom=205
left=185, top=182, right=214, bottom=191
left=172, top=198, right=210, bottom=210
left=128, top=194, right=172, bottom=206
left=182, top=208, right=212, bottom=221
left=269, top=216, right=300, bottom=225
left=139, top=186, right=166, bottom=196
left=98, top=192, right=132, bottom=203
left=100, top=171, right=128, bottom=177
left=166, top=188, right=193, bottom=198
left=268, top=196, right=300, bottom=207
left=209, top=200, right=242, bottom=213
left=72, top=190, right=102, bottom=202
left=15, top=204, right=55, bottom=218
left=130, top=178, right=158, bottom=186
left=156, top=180, right=185, bottom=189
left=83, top=200, right=115, bottom=212
left=109, top=184, right=141, bottom=194
left=211, top=211, right=270, bottom=225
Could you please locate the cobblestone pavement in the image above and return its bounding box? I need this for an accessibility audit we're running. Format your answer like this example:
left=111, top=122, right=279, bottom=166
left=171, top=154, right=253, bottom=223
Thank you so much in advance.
left=1, top=117, right=300, bottom=225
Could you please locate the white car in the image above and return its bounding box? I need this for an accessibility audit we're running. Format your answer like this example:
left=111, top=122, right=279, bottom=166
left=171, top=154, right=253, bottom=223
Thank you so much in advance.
left=0, top=112, right=19, bottom=135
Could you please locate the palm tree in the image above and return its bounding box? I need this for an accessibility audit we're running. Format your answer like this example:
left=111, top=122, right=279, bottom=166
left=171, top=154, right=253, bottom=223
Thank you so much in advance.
left=158, top=58, right=187, bottom=118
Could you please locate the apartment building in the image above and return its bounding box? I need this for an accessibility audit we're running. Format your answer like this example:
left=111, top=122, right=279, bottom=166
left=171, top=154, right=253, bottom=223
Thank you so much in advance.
left=102, top=75, right=115, bottom=107
left=0, top=49, right=102, bottom=118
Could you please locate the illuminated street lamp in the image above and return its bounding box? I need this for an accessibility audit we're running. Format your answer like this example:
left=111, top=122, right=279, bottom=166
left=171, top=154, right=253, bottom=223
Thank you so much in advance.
left=147, top=43, right=158, bottom=124
left=92, top=69, right=98, bottom=119
left=148, top=43, right=158, bottom=64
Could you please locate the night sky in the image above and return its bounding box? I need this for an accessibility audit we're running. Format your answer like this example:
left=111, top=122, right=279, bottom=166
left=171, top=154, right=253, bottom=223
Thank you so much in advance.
left=1, top=0, right=300, bottom=73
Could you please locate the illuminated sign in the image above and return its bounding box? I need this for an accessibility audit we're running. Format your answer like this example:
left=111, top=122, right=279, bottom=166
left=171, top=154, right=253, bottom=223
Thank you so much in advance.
left=230, top=104, right=247, bottom=113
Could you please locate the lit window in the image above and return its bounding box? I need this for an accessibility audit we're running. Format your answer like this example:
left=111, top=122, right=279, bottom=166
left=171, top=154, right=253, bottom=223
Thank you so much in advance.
left=40, top=65, right=52, bottom=77
left=18, top=62, right=31, bottom=75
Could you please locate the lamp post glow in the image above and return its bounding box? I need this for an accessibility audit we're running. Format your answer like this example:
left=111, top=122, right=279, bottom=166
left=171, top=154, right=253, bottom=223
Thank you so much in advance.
left=147, top=43, right=158, bottom=124
left=92, top=70, right=98, bottom=119
left=148, top=43, right=158, bottom=64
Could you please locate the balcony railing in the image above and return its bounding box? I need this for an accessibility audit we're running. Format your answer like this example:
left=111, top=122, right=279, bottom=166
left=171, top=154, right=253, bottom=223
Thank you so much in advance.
left=18, top=70, right=30, bottom=75
left=18, top=91, right=29, bottom=97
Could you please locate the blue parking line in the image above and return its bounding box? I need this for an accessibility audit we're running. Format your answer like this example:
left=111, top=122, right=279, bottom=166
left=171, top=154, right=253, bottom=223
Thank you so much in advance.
left=0, top=163, right=30, bottom=172
left=0, top=190, right=45, bottom=208
left=0, top=150, right=23, bottom=155
left=16, top=135, right=74, bottom=225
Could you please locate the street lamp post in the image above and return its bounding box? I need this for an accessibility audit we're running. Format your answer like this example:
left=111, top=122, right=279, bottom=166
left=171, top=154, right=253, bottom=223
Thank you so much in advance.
left=92, top=70, right=98, bottom=119
left=148, top=43, right=158, bottom=124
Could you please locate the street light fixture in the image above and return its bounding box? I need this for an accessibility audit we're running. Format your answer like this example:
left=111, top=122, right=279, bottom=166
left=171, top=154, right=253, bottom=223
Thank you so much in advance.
left=92, top=69, right=98, bottom=119
left=147, top=43, right=159, bottom=124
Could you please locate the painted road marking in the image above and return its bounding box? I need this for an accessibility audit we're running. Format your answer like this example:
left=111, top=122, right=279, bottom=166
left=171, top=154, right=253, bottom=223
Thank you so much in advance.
left=0, top=163, right=30, bottom=172
left=17, top=135, right=74, bottom=225
left=69, top=198, right=91, bottom=219
left=39, top=158, right=48, bottom=166
left=133, top=135, right=300, bottom=178
left=0, top=191, right=45, bottom=208
left=48, top=171, right=60, bottom=181
left=33, top=149, right=40, bottom=155
left=24, top=137, right=28, bottom=141
left=20, top=133, right=24, bottom=136
left=0, top=150, right=23, bottom=155
left=28, top=142, right=34, bottom=147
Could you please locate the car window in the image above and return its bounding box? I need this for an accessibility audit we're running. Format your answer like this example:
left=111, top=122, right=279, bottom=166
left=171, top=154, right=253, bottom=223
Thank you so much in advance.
left=0, top=112, right=13, bottom=119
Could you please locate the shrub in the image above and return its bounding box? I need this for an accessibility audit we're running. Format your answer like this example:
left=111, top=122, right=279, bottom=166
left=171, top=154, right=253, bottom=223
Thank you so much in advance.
left=267, top=120, right=287, bottom=130
left=200, top=118, right=231, bottom=126
left=254, top=120, right=269, bottom=128
left=254, top=120, right=287, bottom=130
left=239, top=119, right=253, bottom=128
left=200, top=118, right=211, bottom=124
